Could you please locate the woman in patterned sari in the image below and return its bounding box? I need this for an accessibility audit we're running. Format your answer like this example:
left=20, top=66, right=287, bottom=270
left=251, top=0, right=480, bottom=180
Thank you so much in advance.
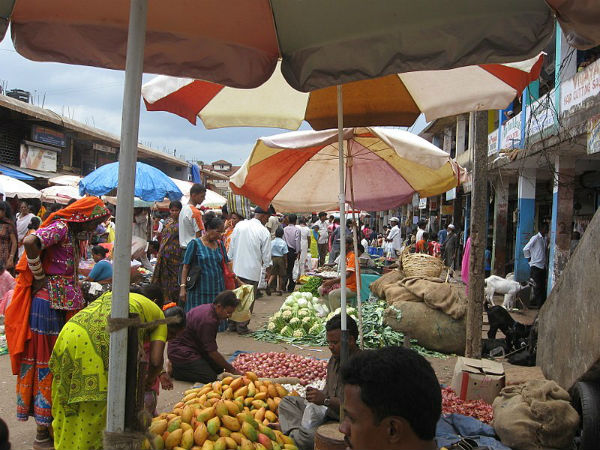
left=49, top=290, right=185, bottom=450
left=151, top=200, right=183, bottom=303
left=5, top=196, right=110, bottom=449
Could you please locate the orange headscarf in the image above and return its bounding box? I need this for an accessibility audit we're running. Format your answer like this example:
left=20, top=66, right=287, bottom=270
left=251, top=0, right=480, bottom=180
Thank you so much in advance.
left=5, top=196, right=110, bottom=374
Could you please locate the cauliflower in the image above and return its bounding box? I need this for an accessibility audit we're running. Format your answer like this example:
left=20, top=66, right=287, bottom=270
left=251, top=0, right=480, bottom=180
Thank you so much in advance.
left=282, top=310, right=293, bottom=320
left=293, top=329, right=305, bottom=338
left=289, top=317, right=301, bottom=327
left=267, top=321, right=277, bottom=331
left=280, top=326, right=293, bottom=337
left=309, top=323, right=324, bottom=335
left=298, top=308, right=310, bottom=318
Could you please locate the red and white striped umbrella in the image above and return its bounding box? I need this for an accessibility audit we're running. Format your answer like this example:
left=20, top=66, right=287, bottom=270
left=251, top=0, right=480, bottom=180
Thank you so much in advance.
left=142, top=54, right=544, bottom=131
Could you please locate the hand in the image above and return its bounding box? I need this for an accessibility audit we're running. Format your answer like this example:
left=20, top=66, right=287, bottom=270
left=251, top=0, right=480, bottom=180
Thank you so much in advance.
left=305, top=387, right=326, bottom=405
left=159, top=372, right=173, bottom=390
left=5, top=259, right=14, bottom=270
left=179, top=287, right=187, bottom=303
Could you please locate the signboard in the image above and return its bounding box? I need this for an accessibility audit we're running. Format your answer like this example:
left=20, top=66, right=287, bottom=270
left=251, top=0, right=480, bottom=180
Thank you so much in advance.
left=20, top=143, right=57, bottom=172
left=31, top=125, right=66, bottom=148
left=526, top=92, right=555, bottom=137
left=418, top=198, right=427, bottom=209
left=446, top=188, right=456, bottom=201
left=441, top=205, right=454, bottom=215
left=587, top=114, right=600, bottom=155
left=561, top=58, right=600, bottom=114
left=501, top=115, right=522, bottom=150
left=487, top=129, right=498, bottom=155
left=93, top=143, right=117, bottom=154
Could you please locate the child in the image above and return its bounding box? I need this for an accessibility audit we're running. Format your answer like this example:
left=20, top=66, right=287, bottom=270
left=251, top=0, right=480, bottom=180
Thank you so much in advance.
left=268, top=227, right=288, bottom=295
left=0, top=260, right=16, bottom=314
left=416, top=232, right=429, bottom=253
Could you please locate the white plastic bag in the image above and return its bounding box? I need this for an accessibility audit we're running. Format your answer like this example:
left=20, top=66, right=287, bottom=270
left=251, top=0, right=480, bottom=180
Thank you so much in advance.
left=292, top=259, right=300, bottom=281
left=257, top=267, right=268, bottom=289
left=301, top=403, right=328, bottom=430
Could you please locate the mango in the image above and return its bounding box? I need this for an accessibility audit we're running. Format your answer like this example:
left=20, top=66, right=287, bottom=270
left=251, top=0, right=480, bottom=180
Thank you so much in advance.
left=258, top=424, right=276, bottom=442
left=181, top=429, right=194, bottom=450
left=242, top=376, right=251, bottom=386
left=230, top=432, right=244, bottom=445
left=257, top=434, right=273, bottom=450
left=167, top=413, right=178, bottom=421
left=165, top=428, right=183, bottom=450
left=221, top=376, right=234, bottom=386
left=200, top=440, right=214, bottom=450
left=259, top=385, right=268, bottom=394
left=255, top=444, right=267, bottom=450
left=184, top=387, right=201, bottom=396
left=266, top=398, right=276, bottom=413
left=275, top=385, right=288, bottom=397
left=174, top=408, right=184, bottom=416
left=283, top=445, right=298, bottom=450
left=254, top=392, right=267, bottom=401
left=196, top=407, right=216, bottom=423
left=221, top=415, right=241, bottom=432
left=281, top=434, right=295, bottom=446
left=243, top=397, right=254, bottom=407
left=273, top=431, right=285, bottom=446
left=214, top=401, right=228, bottom=418
left=173, top=447, right=186, bottom=450
left=153, top=435, right=165, bottom=450
left=206, top=398, right=220, bottom=407
left=181, top=405, right=194, bottom=424
left=245, top=372, right=258, bottom=382
left=273, top=398, right=281, bottom=409
left=241, top=421, right=258, bottom=442
left=184, top=392, right=199, bottom=403
left=198, top=394, right=208, bottom=405
left=224, top=400, right=240, bottom=416
left=266, top=385, right=278, bottom=399
left=191, top=447, right=202, bottom=450
left=207, top=416, right=221, bottom=435
left=230, top=377, right=244, bottom=392
left=207, top=392, right=221, bottom=400
left=237, top=412, right=259, bottom=429
left=193, top=423, right=208, bottom=446
left=272, top=442, right=281, bottom=450
left=199, top=385, right=213, bottom=396
left=212, top=381, right=222, bottom=393
left=168, top=418, right=182, bottom=433
left=213, top=437, right=227, bottom=450
left=252, top=400, right=267, bottom=410
left=240, top=438, right=254, bottom=450
left=234, top=386, right=249, bottom=398
left=247, top=382, right=257, bottom=398
left=218, top=427, right=231, bottom=437
left=224, top=437, right=237, bottom=449
left=150, top=419, right=169, bottom=436
left=222, top=387, right=233, bottom=400
left=255, top=407, right=266, bottom=423
left=264, top=411, right=277, bottom=423
left=181, top=423, right=193, bottom=432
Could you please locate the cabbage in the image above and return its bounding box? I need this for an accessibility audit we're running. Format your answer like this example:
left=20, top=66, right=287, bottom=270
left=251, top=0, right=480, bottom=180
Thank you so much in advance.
left=292, top=329, right=305, bottom=338
left=296, top=298, right=309, bottom=307
left=280, top=326, right=293, bottom=337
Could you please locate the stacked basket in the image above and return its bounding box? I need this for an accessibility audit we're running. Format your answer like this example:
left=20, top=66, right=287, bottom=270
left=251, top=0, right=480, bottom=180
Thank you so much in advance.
left=401, top=246, right=444, bottom=278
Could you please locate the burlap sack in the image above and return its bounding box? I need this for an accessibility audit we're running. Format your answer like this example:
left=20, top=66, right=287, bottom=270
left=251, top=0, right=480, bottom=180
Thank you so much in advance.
left=400, top=277, right=467, bottom=320
left=384, top=301, right=466, bottom=354
left=492, top=379, right=580, bottom=450
left=369, top=269, right=405, bottom=299
left=383, top=284, right=419, bottom=303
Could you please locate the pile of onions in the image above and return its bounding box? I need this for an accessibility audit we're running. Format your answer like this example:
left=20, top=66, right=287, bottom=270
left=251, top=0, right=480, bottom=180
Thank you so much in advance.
left=233, top=352, right=327, bottom=385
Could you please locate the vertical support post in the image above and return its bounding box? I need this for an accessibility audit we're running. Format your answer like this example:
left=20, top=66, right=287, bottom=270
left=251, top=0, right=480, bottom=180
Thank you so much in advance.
left=514, top=169, right=537, bottom=283
left=547, top=156, right=575, bottom=294
left=465, top=111, right=488, bottom=358
left=464, top=195, right=471, bottom=240
left=555, top=23, right=563, bottom=119
left=106, top=0, right=147, bottom=435
left=492, top=178, right=509, bottom=276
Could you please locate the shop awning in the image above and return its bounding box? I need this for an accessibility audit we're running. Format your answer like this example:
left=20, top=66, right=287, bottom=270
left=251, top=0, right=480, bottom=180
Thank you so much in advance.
left=0, top=164, right=35, bottom=180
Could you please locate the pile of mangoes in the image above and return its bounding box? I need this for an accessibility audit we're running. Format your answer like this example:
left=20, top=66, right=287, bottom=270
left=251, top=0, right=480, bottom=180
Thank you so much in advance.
left=146, top=371, right=298, bottom=450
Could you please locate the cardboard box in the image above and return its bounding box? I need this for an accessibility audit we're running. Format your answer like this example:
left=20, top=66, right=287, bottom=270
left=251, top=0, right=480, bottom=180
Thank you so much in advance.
left=451, top=357, right=505, bottom=405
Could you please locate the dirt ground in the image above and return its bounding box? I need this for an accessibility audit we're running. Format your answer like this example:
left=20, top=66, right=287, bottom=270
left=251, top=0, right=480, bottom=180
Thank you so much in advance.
left=0, top=291, right=544, bottom=449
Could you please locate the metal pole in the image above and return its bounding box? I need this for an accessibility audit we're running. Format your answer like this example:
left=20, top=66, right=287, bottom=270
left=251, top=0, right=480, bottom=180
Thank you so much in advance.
left=465, top=111, right=488, bottom=358
left=336, top=85, right=348, bottom=369
left=106, top=0, right=148, bottom=433
left=348, top=163, right=364, bottom=349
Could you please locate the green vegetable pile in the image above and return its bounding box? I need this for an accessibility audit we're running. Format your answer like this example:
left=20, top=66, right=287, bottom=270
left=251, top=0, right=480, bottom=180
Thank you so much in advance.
left=298, top=276, right=323, bottom=298
left=253, top=299, right=448, bottom=359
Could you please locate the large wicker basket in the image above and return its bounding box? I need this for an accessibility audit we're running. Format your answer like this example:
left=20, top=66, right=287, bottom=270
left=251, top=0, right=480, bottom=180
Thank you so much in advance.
left=401, top=247, right=444, bottom=278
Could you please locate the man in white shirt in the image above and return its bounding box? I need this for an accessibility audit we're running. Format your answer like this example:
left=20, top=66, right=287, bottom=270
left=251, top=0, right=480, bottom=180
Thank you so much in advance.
left=386, top=217, right=402, bottom=256
left=312, top=211, right=329, bottom=267
left=415, top=219, right=427, bottom=243
left=523, top=223, right=548, bottom=308
left=178, top=183, right=206, bottom=249
left=228, top=205, right=272, bottom=333
left=266, top=213, right=281, bottom=239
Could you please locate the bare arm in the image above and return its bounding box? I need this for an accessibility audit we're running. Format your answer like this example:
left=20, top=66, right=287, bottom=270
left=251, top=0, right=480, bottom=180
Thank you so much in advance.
left=179, top=263, right=190, bottom=304
left=7, top=232, right=17, bottom=269
left=146, top=340, right=166, bottom=389
left=207, top=351, right=241, bottom=375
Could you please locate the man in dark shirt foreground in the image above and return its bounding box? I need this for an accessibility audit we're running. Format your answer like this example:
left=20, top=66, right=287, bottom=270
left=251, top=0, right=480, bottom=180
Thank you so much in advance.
left=167, top=290, right=241, bottom=382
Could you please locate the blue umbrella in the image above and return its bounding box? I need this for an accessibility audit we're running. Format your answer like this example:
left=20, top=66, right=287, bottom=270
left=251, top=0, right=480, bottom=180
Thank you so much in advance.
left=79, top=161, right=183, bottom=201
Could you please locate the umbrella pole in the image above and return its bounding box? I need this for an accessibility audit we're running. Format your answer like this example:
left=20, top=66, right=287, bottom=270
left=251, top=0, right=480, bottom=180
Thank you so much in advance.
left=106, top=0, right=148, bottom=437
left=347, top=163, right=364, bottom=350
left=336, top=85, right=349, bottom=372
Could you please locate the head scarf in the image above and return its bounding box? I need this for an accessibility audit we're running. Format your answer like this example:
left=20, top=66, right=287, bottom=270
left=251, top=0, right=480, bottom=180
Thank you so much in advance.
left=5, top=196, right=110, bottom=374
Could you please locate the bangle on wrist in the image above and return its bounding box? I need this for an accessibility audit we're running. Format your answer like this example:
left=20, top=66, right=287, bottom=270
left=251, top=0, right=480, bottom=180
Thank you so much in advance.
left=27, top=256, right=41, bottom=264
left=180, top=283, right=186, bottom=287
left=33, top=272, right=45, bottom=280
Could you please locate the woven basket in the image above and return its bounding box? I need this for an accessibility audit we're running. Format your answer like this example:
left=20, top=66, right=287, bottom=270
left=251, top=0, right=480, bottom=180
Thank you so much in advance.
left=401, top=247, right=444, bottom=278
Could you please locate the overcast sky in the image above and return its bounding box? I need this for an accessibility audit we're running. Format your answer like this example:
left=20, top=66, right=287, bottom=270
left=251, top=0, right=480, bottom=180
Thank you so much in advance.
left=1, top=34, right=427, bottom=166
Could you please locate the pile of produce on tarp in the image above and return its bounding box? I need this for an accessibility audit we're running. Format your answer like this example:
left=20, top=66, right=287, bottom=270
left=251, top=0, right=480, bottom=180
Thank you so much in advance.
left=441, top=387, right=494, bottom=424
left=147, top=371, right=299, bottom=450
left=296, top=276, right=322, bottom=298
left=232, top=352, right=327, bottom=385
left=253, top=296, right=448, bottom=358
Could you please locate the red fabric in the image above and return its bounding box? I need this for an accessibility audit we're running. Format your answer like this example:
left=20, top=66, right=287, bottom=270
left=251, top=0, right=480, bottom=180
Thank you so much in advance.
left=190, top=205, right=205, bottom=233
left=481, top=55, right=544, bottom=94
left=5, top=197, right=109, bottom=375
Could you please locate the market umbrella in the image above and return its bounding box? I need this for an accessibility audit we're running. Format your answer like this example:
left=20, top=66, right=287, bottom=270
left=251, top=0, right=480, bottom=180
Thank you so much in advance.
left=40, top=184, right=82, bottom=204
left=167, top=177, right=227, bottom=208
left=48, top=174, right=81, bottom=186
left=230, top=127, right=463, bottom=213
left=0, top=174, right=41, bottom=199
left=142, top=55, right=544, bottom=131
left=79, top=161, right=183, bottom=202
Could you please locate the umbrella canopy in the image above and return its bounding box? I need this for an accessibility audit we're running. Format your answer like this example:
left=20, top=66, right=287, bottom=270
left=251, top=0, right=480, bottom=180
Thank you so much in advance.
left=230, top=127, right=463, bottom=213
left=0, top=174, right=41, bottom=199
left=1, top=0, right=562, bottom=92
left=40, top=184, right=82, bottom=204
left=48, top=174, right=81, bottom=186
left=79, top=162, right=183, bottom=202
left=143, top=55, right=544, bottom=130
left=167, top=177, right=227, bottom=208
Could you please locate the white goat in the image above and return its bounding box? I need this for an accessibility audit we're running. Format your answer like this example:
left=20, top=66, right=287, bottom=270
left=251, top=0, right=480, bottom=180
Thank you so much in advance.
left=484, top=275, right=529, bottom=310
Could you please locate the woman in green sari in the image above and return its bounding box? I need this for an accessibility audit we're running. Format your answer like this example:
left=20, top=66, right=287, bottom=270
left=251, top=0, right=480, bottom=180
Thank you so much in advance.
left=49, top=286, right=185, bottom=450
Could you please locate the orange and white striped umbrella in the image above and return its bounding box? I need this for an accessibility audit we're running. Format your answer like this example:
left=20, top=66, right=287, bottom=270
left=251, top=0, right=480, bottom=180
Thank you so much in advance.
left=142, top=54, right=543, bottom=131
left=229, top=127, right=464, bottom=213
